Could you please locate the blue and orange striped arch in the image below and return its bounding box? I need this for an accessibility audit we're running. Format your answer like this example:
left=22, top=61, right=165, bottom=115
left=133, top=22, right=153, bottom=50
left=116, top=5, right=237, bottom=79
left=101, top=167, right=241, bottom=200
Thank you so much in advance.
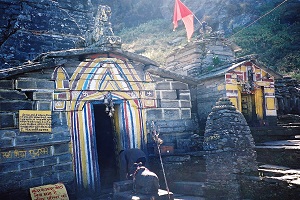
left=55, top=56, right=153, bottom=193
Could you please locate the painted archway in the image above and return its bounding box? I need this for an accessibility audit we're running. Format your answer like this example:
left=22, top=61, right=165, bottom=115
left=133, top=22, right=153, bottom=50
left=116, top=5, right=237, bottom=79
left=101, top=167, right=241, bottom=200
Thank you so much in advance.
left=64, top=56, right=153, bottom=193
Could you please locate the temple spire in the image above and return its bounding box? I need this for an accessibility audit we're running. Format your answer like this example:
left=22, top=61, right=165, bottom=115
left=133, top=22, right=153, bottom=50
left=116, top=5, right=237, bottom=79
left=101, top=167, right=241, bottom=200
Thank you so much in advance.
left=85, top=5, right=121, bottom=48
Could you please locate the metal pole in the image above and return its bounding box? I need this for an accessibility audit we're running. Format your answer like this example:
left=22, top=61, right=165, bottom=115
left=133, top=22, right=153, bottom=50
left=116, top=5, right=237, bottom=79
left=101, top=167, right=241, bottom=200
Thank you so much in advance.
left=156, top=143, right=171, bottom=200
left=151, top=121, right=171, bottom=200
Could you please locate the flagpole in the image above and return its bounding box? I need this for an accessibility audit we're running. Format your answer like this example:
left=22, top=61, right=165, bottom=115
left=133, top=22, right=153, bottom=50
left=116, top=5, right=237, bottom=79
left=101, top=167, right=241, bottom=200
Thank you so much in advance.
left=192, top=13, right=202, bottom=26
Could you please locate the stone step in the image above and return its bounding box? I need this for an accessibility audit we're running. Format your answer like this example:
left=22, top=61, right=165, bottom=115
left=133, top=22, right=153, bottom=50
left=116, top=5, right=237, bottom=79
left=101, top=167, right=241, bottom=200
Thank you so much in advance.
left=256, top=139, right=300, bottom=149
left=279, top=123, right=300, bottom=127
left=255, top=140, right=300, bottom=168
left=277, top=114, right=300, bottom=125
left=114, top=180, right=134, bottom=193
left=251, top=126, right=300, bottom=143
left=173, top=194, right=205, bottom=200
left=258, top=164, right=300, bottom=187
left=113, top=189, right=174, bottom=200
left=189, top=172, right=207, bottom=182
left=259, top=164, right=300, bottom=176
left=172, top=181, right=205, bottom=197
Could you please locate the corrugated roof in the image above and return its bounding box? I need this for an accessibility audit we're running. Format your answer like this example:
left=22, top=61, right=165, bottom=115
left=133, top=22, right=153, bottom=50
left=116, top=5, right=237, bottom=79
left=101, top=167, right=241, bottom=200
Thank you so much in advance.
left=197, top=57, right=282, bottom=81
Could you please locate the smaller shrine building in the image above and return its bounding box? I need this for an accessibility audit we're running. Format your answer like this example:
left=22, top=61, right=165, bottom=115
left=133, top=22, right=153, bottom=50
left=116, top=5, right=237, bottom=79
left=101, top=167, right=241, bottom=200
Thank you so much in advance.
left=196, top=57, right=282, bottom=128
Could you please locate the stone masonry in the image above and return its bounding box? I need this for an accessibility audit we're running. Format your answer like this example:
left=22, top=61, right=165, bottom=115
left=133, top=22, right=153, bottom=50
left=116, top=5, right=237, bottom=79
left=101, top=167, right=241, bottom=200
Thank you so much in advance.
left=276, top=76, right=300, bottom=116
left=0, top=77, right=74, bottom=199
left=196, top=76, right=226, bottom=130
left=146, top=78, right=198, bottom=154
left=203, top=97, right=257, bottom=200
left=165, top=37, right=235, bottom=77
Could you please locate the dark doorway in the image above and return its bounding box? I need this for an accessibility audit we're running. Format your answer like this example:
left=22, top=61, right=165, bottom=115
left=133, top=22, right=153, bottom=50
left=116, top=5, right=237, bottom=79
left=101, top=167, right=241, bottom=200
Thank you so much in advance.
left=241, top=94, right=257, bottom=126
left=93, top=104, right=118, bottom=190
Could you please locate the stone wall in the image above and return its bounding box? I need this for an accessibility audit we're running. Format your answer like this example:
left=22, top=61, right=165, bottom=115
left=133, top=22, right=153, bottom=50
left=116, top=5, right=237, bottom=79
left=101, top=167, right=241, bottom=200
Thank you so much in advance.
left=148, top=152, right=206, bottom=191
left=276, top=76, right=300, bottom=116
left=0, top=75, right=73, bottom=199
left=196, top=76, right=226, bottom=130
left=0, top=52, right=198, bottom=198
left=165, top=38, right=235, bottom=78
left=146, top=78, right=198, bottom=153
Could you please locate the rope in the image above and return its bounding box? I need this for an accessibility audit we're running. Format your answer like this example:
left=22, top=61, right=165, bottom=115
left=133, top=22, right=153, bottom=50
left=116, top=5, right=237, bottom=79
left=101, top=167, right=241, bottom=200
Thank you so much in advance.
left=229, top=0, right=289, bottom=39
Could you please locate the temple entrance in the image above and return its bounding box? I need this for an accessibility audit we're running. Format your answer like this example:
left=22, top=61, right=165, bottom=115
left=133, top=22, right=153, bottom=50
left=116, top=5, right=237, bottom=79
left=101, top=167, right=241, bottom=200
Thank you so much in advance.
left=241, top=94, right=256, bottom=125
left=93, top=104, right=118, bottom=190
left=241, top=87, right=265, bottom=126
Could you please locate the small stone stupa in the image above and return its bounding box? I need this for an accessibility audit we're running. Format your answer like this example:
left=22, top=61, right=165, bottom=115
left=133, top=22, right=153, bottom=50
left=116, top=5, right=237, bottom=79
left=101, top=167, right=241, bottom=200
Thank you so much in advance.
left=203, top=97, right=258, bottom=200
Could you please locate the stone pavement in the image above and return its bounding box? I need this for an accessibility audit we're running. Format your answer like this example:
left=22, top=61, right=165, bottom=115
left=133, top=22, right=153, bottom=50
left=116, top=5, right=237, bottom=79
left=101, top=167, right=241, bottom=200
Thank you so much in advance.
left=110, top=180, right=206, bottom=200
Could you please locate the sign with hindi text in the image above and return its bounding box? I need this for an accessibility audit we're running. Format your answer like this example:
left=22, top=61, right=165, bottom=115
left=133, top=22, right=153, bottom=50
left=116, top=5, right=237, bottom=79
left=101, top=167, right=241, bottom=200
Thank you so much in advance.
left=30, top=183, right=69, bottom=200
left=19, top=110, right=52, bottom=132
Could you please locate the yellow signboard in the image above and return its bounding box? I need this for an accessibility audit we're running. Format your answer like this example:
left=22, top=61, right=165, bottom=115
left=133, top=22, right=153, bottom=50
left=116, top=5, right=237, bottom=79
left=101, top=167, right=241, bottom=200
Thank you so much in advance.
left=30, top=183, right=69, bottom=200
left=19, top=110, right=52, bottom=132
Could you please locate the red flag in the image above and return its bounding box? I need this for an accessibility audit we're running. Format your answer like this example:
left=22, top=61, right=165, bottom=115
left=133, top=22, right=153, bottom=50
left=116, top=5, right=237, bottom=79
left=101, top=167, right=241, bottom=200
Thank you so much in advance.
left=173, top=0, right=194, bottom=41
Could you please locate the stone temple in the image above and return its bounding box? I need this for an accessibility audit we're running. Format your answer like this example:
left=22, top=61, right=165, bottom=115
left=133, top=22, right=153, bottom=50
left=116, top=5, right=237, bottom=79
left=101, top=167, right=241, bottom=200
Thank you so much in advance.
left=0, top=3, right=300, bottom=200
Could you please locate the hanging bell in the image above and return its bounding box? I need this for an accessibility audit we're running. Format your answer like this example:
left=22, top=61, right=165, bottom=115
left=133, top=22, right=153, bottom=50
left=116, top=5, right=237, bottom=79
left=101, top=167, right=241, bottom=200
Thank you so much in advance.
left=108, top=110, right=113, bottom=117
left=109, top=100, right=114, bottom=107
left=105, top=106, right=110, bottom=112
left=104, top=96, right=109, bottom=105
left=111, top=106, right=115, bottom=112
